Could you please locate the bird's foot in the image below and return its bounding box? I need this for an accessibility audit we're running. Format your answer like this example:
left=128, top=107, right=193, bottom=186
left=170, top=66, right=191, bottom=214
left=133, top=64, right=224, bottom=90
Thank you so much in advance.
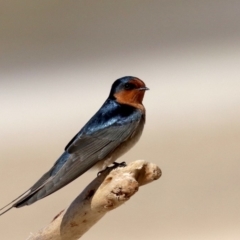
left=97, top=162, right=127, bottom=176
left=112, top=161, right=127, bottom=168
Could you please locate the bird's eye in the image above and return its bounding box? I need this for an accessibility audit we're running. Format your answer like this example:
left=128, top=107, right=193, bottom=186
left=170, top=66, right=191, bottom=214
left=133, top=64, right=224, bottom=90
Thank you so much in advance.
left=124, top=83, right=134, bottom=90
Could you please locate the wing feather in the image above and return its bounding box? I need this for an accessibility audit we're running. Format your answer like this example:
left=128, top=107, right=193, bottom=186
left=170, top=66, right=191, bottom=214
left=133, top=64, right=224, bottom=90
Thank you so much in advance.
left=34, top=115, right=141, bottom=198
left=13, top=106, right=143, bottom=207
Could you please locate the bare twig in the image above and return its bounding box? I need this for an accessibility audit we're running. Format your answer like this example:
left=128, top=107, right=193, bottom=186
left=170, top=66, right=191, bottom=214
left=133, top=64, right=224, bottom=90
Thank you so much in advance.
left=27, top=160, right=161, bottom=240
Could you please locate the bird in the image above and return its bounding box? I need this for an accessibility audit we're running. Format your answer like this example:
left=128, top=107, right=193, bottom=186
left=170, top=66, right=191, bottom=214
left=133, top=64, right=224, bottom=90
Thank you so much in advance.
left=0, top=76, right=149, bottom=216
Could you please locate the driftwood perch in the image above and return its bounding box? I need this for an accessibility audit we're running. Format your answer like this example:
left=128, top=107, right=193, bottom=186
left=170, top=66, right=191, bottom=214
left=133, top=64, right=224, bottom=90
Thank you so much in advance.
left=27, top=160, right=161, bottom=240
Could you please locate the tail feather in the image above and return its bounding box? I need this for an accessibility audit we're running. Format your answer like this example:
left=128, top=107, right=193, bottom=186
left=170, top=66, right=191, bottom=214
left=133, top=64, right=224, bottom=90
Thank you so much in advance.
left=0, top=164, right=54, bottom=216
left=0, top=205, right=14, bottom=216
left=0, top=151, right=98, bottom=216
left=0, top=189, right=30, bottom=216
left=0, top=176, right=53, bottom=215
left=14, top=184, right=49, bottom=208
left=0, top=152, right=69, bottom=216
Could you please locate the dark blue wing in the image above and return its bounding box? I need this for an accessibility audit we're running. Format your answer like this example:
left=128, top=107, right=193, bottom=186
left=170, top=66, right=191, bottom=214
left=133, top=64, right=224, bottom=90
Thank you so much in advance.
left=11, top=100, right=143, bottom=207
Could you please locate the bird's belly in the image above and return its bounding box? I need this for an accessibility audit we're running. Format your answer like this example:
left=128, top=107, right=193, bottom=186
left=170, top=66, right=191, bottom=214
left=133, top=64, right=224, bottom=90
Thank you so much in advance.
left=95, top=118, right=145, bottom=170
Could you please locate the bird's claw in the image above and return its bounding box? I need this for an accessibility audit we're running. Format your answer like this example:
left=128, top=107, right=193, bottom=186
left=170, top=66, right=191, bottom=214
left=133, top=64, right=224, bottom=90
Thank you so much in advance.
left=97, top=161, right=127, bottom=176
left=112, top=161, right=127, bottom=168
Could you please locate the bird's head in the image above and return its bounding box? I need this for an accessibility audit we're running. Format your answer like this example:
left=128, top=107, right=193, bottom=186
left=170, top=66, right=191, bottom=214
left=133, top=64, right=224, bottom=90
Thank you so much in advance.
left=109, top=76, right=149, bottom=109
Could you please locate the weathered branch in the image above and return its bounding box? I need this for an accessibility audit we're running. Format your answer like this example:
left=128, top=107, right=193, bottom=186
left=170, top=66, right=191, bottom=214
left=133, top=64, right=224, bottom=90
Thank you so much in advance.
left=27, top=160, right=161, bottom=240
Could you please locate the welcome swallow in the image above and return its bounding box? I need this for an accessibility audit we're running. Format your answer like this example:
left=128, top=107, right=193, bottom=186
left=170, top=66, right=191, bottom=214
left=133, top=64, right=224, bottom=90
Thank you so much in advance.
left=0, top=76, right=149, bottom=215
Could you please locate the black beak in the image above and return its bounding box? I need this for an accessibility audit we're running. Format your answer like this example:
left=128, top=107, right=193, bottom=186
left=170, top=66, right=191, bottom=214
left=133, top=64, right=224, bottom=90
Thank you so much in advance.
left=138, top=87, right=149, bottom=91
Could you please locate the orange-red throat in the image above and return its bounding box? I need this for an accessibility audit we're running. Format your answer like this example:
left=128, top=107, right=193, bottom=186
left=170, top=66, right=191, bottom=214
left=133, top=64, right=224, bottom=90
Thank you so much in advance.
left=114, top=78, right=149, bottom=111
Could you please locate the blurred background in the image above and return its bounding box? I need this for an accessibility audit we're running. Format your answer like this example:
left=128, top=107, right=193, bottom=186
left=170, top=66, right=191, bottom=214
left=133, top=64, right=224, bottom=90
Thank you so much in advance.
left=0, top=1, right=240, bottom=239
